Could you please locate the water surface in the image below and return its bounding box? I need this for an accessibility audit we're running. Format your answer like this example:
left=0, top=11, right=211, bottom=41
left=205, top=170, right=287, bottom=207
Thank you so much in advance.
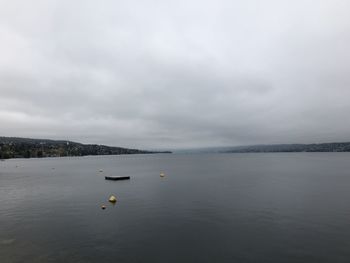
left=1, top=153, right=350, bottom=262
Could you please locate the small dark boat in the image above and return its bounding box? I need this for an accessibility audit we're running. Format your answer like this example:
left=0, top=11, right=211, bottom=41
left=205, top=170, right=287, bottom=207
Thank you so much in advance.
left=105, top=176, right=130, bottom=181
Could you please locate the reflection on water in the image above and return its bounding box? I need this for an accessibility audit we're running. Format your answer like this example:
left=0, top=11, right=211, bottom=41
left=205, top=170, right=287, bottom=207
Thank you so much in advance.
left=1, top=153, right=350, bottom=263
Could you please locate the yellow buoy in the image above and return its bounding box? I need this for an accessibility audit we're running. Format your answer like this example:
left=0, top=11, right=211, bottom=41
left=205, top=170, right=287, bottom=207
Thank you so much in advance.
left=160, top=172, right=165, bottom=177
left=108, top=195, right=117, bottom=203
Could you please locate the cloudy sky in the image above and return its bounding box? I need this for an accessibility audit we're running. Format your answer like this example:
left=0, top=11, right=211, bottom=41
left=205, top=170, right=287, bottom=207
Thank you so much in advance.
left=1, top=0, right=350, bottom=149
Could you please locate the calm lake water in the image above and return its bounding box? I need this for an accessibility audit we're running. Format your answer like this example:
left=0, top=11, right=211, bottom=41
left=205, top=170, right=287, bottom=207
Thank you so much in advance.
left=1, top=153, right=350, bottom=263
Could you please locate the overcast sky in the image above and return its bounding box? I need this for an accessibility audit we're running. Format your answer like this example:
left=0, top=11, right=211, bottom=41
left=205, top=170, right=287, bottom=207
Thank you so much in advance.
left=1, top=0, right=350, bottom=149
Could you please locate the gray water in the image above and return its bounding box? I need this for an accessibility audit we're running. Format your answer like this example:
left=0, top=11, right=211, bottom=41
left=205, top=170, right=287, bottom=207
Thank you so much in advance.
left=1, top=153, right=350, bottom=263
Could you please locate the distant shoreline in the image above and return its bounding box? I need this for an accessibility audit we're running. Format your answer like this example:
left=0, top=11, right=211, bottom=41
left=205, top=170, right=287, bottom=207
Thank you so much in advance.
left=0, top=136, right=171, bottom=160
left=0, top=152, right=172, bottom=161
left=174, top=142, right=350, bottom=154
left=3, top=136, right=350, bottom=159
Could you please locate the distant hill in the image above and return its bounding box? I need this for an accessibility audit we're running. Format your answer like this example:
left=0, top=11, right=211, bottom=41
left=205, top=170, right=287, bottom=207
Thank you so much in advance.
left=174, top=142, right=350, bottom=154
left=222, top=142, right=350, bottom=153
left=0, top=137, right=170, bottom=159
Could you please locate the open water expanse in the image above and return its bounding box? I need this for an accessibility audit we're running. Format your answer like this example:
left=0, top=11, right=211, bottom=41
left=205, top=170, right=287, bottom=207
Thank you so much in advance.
left=1, top=153, right=350, bottom=263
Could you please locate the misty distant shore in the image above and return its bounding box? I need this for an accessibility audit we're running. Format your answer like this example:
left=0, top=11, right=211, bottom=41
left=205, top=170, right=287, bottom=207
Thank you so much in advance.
left=2, top=136, right=350, bottom=160
left=176, top=142, right=350, bottom=154
left=0, top=137, right=171, bottom=160
left=225, top=143, right=350, bottom=153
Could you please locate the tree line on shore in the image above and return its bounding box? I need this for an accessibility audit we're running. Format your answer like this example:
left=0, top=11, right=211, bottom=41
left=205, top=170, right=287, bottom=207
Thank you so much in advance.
left=0, top=137, right=165, bottom=159
left=223, top=142, right=350, bottom=153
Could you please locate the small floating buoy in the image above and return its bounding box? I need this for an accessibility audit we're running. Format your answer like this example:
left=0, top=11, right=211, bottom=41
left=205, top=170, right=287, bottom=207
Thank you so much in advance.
left=160, top=172, right=165, bottom=177
left=101, top=205, right=106, bottom=210
left=99, top=169, right=103, bottom=172
left=105, top=176, right=130, bottom=181
left=108, top=195, right=117, bottom=203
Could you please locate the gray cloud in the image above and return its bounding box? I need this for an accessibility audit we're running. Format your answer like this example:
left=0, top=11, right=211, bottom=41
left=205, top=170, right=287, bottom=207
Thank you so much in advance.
left=1, top=0, right=350, bottom=149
